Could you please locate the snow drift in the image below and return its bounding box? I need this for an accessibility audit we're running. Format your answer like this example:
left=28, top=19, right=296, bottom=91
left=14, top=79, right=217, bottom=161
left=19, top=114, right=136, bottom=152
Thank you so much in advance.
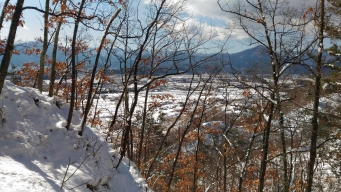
left=0, top=81, right=149, bottom=192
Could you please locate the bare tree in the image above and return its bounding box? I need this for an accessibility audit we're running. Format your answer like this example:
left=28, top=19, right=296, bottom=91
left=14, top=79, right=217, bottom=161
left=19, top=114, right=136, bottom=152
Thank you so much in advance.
left=0, top=0, right=24, bottom=95
left=108, top=0, right=192, bottom=167
left=306, top=0, right=325, bottom=191
left=79, top=7, right=121, bottom=136
left=65, top=0, right=86, bottom=130
left=48, top=17, right=62, bottom=97
left=37, top=0, right=50, bottom=92
left=218, top=0, right=315, bottom=191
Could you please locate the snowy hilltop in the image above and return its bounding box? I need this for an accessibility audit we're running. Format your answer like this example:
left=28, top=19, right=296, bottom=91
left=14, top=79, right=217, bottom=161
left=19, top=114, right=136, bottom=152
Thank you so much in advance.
left=0, top=81, right=149, bottom=192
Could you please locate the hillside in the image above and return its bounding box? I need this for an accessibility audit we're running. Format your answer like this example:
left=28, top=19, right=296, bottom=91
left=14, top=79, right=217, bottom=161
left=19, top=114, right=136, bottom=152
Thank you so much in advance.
left=0, top=81, right=149, bottom=192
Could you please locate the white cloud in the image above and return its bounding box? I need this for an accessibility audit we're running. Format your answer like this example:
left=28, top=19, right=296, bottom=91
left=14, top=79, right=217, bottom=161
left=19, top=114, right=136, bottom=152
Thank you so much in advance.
left=143, top=0, right=227, bottom=20
left=185, top=0, right=227, bottom=20
left=143, top=0, right=319, bottom=41
left=183, top=18, right=230, bottom=40
left=146, top=0, right=248, bottom=40
left=22, top=25, right=29, bottom=30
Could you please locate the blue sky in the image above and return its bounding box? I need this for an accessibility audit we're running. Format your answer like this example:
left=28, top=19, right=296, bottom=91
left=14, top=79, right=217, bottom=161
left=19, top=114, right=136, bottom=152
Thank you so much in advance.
left=0, top=0, right=334, bottom=53
left=0, top=0, right=249, bottom=53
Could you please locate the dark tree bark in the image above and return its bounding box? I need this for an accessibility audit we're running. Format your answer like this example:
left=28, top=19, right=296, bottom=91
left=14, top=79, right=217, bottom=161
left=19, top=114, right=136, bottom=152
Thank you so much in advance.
left=65, top=0, right=86, bottom=130
left=79, top=8, right=121, bottom=136
left=0, top=0, right=10, bottom=31
left=0, top=0, right=24, bottom=95
left=306, top=0, right=325, bottom=191
left=258, top=101, right=274, bottom=192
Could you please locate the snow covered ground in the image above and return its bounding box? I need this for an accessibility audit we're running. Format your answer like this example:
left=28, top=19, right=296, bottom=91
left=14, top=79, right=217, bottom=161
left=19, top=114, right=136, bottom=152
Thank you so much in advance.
left=0, top=81, right=149, bottom=192
left=94, top=86, right=247, bottom=124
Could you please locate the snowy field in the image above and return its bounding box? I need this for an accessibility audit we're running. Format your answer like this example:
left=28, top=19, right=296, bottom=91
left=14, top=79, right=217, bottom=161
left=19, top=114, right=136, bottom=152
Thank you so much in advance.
left=94, top=81, right=248, bottom=124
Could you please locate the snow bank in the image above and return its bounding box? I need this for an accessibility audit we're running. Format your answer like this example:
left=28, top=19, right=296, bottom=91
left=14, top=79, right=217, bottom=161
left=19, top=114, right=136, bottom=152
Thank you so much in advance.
left=0, top=81, right=149, bottom=192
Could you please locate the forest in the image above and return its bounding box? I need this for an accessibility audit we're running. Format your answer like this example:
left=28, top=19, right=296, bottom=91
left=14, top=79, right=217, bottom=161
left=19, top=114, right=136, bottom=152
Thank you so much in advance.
left=1, top=0, right=341, bottom=191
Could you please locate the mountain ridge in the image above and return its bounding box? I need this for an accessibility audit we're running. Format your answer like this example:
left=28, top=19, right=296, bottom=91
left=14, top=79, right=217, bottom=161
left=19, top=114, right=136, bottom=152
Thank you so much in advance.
left=2, top=41, right=331, bottom=74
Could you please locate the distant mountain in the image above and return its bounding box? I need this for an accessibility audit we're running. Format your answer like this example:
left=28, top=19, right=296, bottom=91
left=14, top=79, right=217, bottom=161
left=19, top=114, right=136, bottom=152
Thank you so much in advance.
left=221, top=45, right=271, bottom=73
left=2, top=41, right=336, bottom=75
left=222, top=45, right=337, bottom=74
left=4, top=41, right=121, bottom=69
left=229, top=45, right=270, bottom=69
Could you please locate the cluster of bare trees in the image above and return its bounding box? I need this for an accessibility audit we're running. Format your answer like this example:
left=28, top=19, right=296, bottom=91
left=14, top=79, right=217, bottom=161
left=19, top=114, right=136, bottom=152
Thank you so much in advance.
left=215, top=0, right=341, bottom=191
left=1, top=0, right=341, bottom=191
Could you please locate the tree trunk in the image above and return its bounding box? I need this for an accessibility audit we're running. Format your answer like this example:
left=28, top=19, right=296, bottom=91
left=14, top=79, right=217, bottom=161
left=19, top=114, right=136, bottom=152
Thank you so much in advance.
left=257, top=0, right=289, bottom=189
left=38, top=0, right=50, bottom=92
left=48, top=20, right=62, bottom=97
left=137, top=22, right=158, bottom=168
left=137, top=85, right=150, bottom=168
left=258, top=101, right=274, bottom=192
left=0, top=0, right=10, bottom=31
left=193, top=121, right=201, bottom=192
left=306, top=0, right=324, bottom=191
left=79, top=8, right=120, bottom=136
left=0, top=0, right=24, bottom=95
left=238, top=124, right=258, bottom=192
left=65, top=0, right=86, bottom=130
left=275, top=85, right=289, bottom=191
left=223, top=149, right=227, bottom=192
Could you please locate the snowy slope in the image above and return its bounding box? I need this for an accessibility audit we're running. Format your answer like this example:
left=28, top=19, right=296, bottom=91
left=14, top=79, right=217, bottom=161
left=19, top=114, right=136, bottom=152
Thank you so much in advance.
left=0, top=81, right=149, bottom=192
